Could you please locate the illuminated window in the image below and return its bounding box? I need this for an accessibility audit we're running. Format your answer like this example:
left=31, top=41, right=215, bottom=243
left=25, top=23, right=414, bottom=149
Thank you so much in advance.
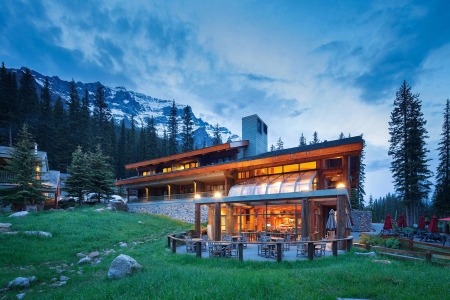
left=300, top=161, right=316, bottom=170
left=283, top=164, right=299, bottom=173
left=268, top=166, right=282, bottom=175
left=254, top=168, right=267, bottom=177
left=163, top=167, right=172, bottom=173
left=238, top=171, right=250, bottom=179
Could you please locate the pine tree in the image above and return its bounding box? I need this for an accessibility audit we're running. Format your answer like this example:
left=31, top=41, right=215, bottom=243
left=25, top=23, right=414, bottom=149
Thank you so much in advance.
left=310, top=131, right=320, bottom=144
left=67, top=79, right=81, bottom=152
left=79, top=89, right=91, bottom=151
left=36, top=77, right=54, bottom=167
left=92, top=83, right=111, bottom=152
left=0, top=124, right=45, bottom=208
left=433, top=99, right=450, bottom=216
left=339, top=132, right=345, bottom=139
left=116, top=119, right=127, bottom=179
left=270, top=144, right=275, bottom=151
left=212, top=123, right=222, bottom=146
left=358, top=135, right=366, bottom=209
left=65, top=146, right=91, bottom=205
left=168, top=100, right=178, bottom=155
left=17, top=68, right=40, bottom=136
left=53, top=97, right=71, bottom=172
left=146, top=116, right=158, bottom=159
left=299, top=133, right=307, bottom=146
left=161, top=127, right=169, bottom=157
left=0, top=65, right=18, bottom=145
left=388, top=81, right=432, bottom=225
left=181, top=105, right=194, bottom=152
left=276, top=137, right=284, bottom=150
left=88, top=145, right=114, bottom=202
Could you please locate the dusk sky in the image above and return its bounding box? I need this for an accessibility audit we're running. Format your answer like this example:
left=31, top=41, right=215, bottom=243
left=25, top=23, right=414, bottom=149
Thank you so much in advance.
left=1, top=1, right=450, bottom=202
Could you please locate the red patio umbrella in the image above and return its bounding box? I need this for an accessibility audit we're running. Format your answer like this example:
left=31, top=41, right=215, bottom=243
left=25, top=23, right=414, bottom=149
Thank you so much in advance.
left=418, top=215, right=425, bottom=230
left=398, top=213, right=407, bottom=228
left=383, top=214, right=392, bottom=230
left=428, top=216, right=439, bottom=233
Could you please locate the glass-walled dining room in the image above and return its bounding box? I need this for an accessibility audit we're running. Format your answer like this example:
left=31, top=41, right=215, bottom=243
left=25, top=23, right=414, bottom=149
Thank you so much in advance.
left=219, top=203, right=325, bottom=241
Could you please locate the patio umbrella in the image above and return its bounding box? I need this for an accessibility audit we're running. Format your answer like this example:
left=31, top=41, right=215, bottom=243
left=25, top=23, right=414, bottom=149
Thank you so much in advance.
left=428, top=215, right=439, bottom=233
left=383, top=214, right=392, bottom=230
left=418, top=215, right=425, bottom=230
left=398, top=213, right=407, bottom=229
left=326, top=209, right=336, bottom=231
left=345, top=209, right=353, bottom=229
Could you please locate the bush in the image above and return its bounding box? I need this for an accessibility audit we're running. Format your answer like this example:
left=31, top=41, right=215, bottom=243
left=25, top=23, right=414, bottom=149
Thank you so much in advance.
left=359, top=234, right=385, bottom=246
left=384, top=238, right=400, bottom=249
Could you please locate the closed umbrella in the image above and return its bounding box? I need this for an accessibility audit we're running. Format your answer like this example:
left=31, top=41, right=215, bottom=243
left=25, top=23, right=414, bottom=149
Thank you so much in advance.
left=428, top=216, right=439, bottom=233
left=383, top=214, right=392, bottom=230
left=398, top=213, right=407, bottom=229
left=326, top=209, right=336, bottom=230
left=418, top=215, right=425, bottom=230
left=345, top=209, right=352, bottom=229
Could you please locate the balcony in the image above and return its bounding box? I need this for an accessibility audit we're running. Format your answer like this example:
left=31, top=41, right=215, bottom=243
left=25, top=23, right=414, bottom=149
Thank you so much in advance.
left=129, top=190, right=226, bottom=203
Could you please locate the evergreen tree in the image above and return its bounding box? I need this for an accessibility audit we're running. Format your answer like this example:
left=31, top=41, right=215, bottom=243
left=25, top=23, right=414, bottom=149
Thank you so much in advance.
left=138, top=126, right=147, bottom=161
left=299, top=133, right=307, bottom=146
left=181, top=105, right=194, bottom=152
left=116, top=119, right=127, bottom=179
left=17, top=68, right=40, bottom=136
left=270, top=144, right=275, bottom=151
left=339, top=132, right=345, bottom=139
left=0, top=64, right=18, bottom=146
left=212, top=123, right=222, bottom=146
left=67, top=79, right=81, bottom=152
left=276, top=137, right=284, bottom=150
left=161, top=127, right=168, bottom=157
left=310, top=131, right=320, bottom=144
left=53, top=97, right=71, bottom=172
left=79, top=89, right=92, bottom=151
left=0, top=124, right=45, bottom=208
left=92, top=83, right=111, bottom=152
left=146, top=116, right=158, bottom=159
left=433, top=99, right=450, bottom=216
left=388, top=81, right=432, bottom=225
left=65, top=146, right=91, bottom=205
left=36, top=77, right=54, bottom=167
left=358, top=135, right=367, bottom=209
left=88, top=145, right=114, bottom=202
left=168, top=100, right=178, bottom=155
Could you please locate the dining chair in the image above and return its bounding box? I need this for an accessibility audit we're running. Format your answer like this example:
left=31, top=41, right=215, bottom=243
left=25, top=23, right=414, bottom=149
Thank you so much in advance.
left=283, top=234, right=291, bottom=251
left=257, top=235, right=270, bottom=257
left=315, top=239, right=327, bottom=257
left=296, top=237, right=310, bottom=257
left=184, top=235, right=195, bottom=253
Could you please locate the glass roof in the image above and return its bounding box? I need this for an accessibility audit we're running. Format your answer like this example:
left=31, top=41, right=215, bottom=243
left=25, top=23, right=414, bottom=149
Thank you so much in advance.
left=228, top=171, right=316, bottom=197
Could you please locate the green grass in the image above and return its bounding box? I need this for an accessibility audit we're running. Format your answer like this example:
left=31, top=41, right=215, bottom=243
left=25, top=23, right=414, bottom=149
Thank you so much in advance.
left=1, top=206, right=448, bottom=300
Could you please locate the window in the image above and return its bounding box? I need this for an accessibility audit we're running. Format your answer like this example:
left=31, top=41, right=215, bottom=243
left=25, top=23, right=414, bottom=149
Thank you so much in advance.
left=238, top=171, right=250, bottom=179
left=300, top=161, right=317, bottom=170
left=253, top=168, right=267, bottom=177
left=283, top=164, right=299, bottom=173
left=257, top=119, right=262, bottom=133
left=267, top=166, right=282, bottom=175
left=163, top=167, right=172, bottom=173
left=263, top=124, right=268, bottom=134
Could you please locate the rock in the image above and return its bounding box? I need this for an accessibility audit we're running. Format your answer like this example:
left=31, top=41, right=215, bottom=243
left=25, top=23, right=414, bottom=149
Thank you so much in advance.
left=24, top=231, right=52, bottom=237
left=138, top=221, right=144, bottom=224
left=76, top=252, right=86, bottom=257
left=3, top=231, right=19, bottom=234
left=59, top=276, right=69, bottom=281
left=77, top=271, right=83, bottom=275
left=92, top=259, right=102, bottom=266
left=355, top=251, right=376, bottom=257
left=104, top=249, right=115, bottom=255
left=0, top=287, right=9, bottom=293
left=9, top=211, right=29, bottom=217
left=88, top=251, right=100, bottom=258
left=0, top=222, right=12, bottom=228
left=29, top=276, right=36, bottom=283
left=107, top=254, right=142, bottom=279
left=119, top=242, right=127, bottom=247
left=372, top=259, right=391, bottom=264
left=78, top=257, right=91, bottom=265
left=16, top=293, right=26, bottom=299
left=8, top=277, right=30, bottom=288
left=94, top=208, right=104, bottom=212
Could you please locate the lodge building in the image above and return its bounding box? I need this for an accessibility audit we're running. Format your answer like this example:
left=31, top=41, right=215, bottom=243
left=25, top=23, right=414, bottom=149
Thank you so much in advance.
left=115, top=115, right=364, bottom=244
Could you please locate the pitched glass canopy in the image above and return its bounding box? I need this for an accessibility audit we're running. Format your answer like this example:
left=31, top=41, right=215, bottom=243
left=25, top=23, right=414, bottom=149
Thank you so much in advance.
left=228, top=171, right=316, bottom=197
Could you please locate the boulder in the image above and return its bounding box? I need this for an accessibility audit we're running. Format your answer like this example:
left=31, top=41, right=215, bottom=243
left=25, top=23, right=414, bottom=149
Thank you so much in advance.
left=9, top=211, right=29, bottom=217
left=107, top=254, right=142, bottom=279
left=8, top=277, right=31, bottom=288
left=24, top=231, right=52, bottom=237
left=89, top=251, right=100, bottom=258
left=78, top=257, right=91, bottom=265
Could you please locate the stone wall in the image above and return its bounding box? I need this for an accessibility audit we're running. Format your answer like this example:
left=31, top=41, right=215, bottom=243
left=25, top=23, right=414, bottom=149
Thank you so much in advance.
left=127, top=203, right=209, bottom=224
left=350, top=210, right=372, bottom=232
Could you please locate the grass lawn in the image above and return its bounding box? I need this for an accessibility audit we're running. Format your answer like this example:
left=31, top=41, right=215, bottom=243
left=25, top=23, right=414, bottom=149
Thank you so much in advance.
left=0, top=205, right=448, bottom=300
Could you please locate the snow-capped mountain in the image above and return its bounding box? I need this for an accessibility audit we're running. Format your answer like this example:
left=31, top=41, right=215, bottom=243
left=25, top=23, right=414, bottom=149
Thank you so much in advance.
left=10, top=67, right=239, bottom=147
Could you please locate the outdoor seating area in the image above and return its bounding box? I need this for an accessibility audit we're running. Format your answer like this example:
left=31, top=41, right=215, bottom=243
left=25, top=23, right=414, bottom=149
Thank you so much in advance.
left=173, top=232, right=344, bottom=262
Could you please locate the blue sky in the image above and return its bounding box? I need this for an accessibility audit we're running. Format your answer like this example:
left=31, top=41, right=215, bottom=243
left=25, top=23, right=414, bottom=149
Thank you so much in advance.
left=1, top=0, right=450, bottom=201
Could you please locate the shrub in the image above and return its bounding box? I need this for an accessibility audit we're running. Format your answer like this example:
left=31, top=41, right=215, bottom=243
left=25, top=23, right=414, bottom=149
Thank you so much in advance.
left=384, top=238, right=400, bottom=249
left=359, top=234, right=385, bottom=246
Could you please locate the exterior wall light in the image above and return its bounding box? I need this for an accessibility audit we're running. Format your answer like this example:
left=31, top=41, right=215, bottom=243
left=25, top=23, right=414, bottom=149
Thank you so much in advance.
left=213, top=192, right=222, bottom=198
left=336, top=183, right=345, bottom=189
left=194, top=194, right=201, bottom=199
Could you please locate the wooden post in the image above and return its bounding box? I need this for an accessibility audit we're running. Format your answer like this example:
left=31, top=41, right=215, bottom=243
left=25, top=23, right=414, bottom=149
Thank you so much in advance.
left=308, top=242, right=314, bottom=260
left=172, top=239, right=177, bottom=253
left=214, top=202, right=221, bottom=241
left=168, top=236, right=171, bottom=248
left=332, top=241, right=338, bottom=256
left=346, top=237, right=353, bottom=251
left=426, top=251, right=431, bottom=263
left=301, top=198, right=308, bottom=239
left=195, top=203, right=201, bottom=238
left=336, top=195, right=346, bottom=249
left=196, top=241, right=202, bottom=258
left=277, top=242, right=282, bottom=262
left=365, top=242, right=371, bottom=251
left=238, top=243, right=243, bottom=261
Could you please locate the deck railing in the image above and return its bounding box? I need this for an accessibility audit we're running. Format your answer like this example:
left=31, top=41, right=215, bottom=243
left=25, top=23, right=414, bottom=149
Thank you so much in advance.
left=128, top=190, right=226, bottom=203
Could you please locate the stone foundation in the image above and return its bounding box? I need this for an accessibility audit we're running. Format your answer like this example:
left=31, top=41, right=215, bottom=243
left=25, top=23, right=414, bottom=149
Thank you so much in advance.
left=127, top=203, right=209, bottom=224
left=351, top=210, right=372, bottom=232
